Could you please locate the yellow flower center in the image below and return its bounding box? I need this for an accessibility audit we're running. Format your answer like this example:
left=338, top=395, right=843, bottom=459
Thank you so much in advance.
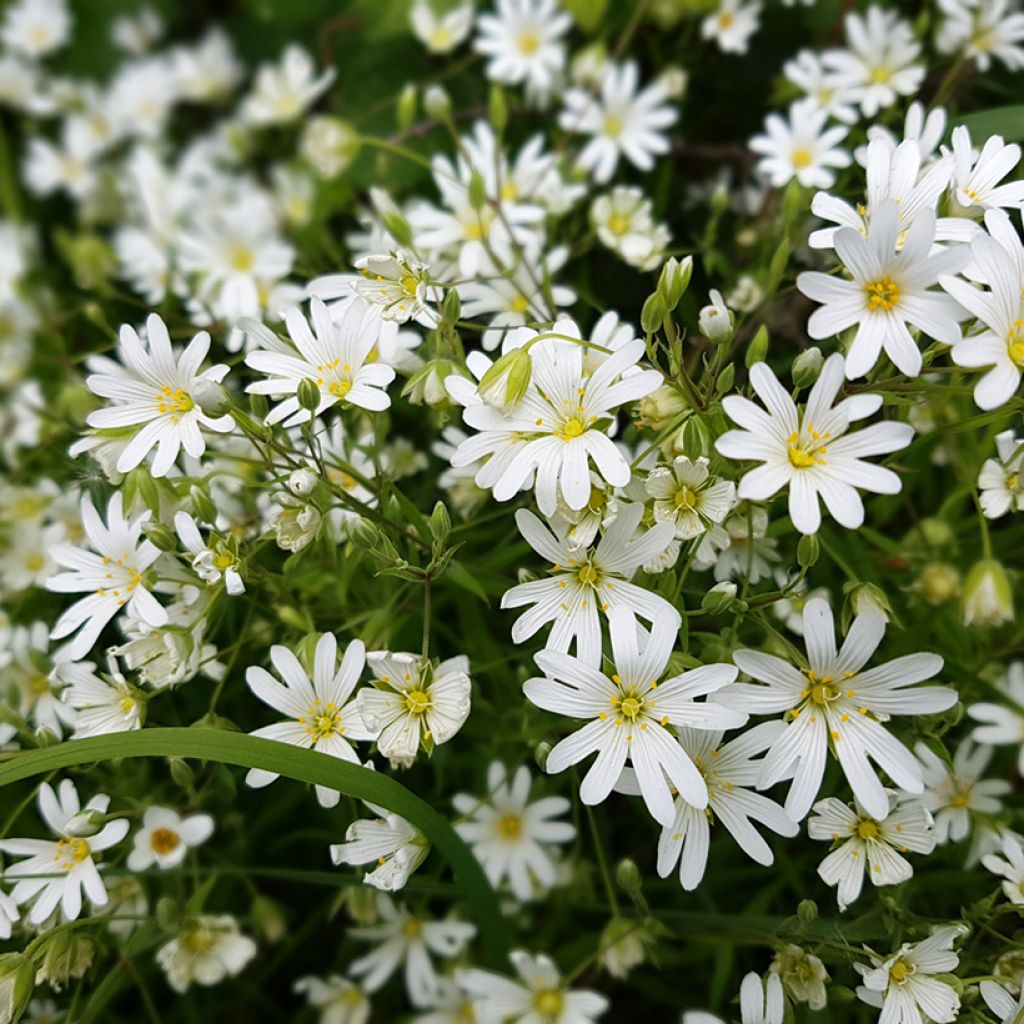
left=557, top=416, right=587, bottom=441
left=1007, top=473, right=1021, bottom=492
left=54, top=837, right=92, bottom=871
left=229, top=244, right=254, bottom=272
left=792, top=146, right=813, bottom=169
left=674, top=486, right=698, bottom=509
left=809, top=680, right=838, bottom=704
left=402, top=918, right=423, bottom=939
left=400, top=274, right=420, bottom=297
left=510, top=294, right=530, bottom=314
left=866, top=276, right=901, bottom=312
left=497, top=814, right=523, bottom=841
left=603, top=115, right=623, bottom=138
left=575, top=561, right=601, bottom=587
left=1008, top=321, right=1024, bottom=366
left=788, top=443, right=818, bottom=468
left=404, top=689, right=432, bottom=715
left=889, top=957, right=913, bottom=984
left=607, top=211, right=632, bottom=236
left=870, top=65, right=892, bottom=84
left=856, top=820, right=879, bottom=840
left=518, top=30, right=540, bottom=55
left=182, top=926, right=216, bottom=954
left=786, top=427, right=829, bottom=469
left=719, top=12, right=735, bottom=27
left=534, top=990, right=564, bottom=1018
left=327, top=379, right=353, bottom=399
left=611, top=686, right=646, bottom=723
left=156, top=386, right=194, bottom=416
left=150, top=827, right=181, bottom=855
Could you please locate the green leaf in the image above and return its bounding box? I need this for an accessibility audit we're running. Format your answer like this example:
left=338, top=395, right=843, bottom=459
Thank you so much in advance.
left=0, top=729, right=509, bottom=967
left=956, top=106, right=1024, bottom=143
left=445, top=559, right=490, bottom=604
left=561, top=0, right=609, bottom=32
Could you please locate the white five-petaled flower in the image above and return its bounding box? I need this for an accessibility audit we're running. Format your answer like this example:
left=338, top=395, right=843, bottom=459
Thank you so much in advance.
left=473, top=0, right=571, bottom=105
left=525, top=606, right=744, bottom=827
left=701, top=0, right=762, bottom=55
left=127, top=806, right=214, bottom=871
left=245, top=297, right=396, bottom=425
left=941, top=209, right=1024, bottom=410
left=174, top=511, right=244, bottom=595
left=715, top=353, right=914, bottom=536
left=982, top=832, right=1024, bottom=905
left=968, top=661, right=1024, bottom=773
left=358, top=652, right=472, bottom=762
left=58, top=655, right=143, bottom=737
left=294, top=975, right=371, bottom=1024
left=616, top=722, right=797, bottom=891
left=646, top=455, right=737, bottom=540
left=348, top=894, right=476, bottom=1007
left=457, top=950, right=609, bottom=1024
left=808, top=793, right=935, bottom=911
left=157, top=914, right=258, bottom=994
left=1, top=0, right=71, bottom=57
left=797, top=200, right=967, bottom=379
left=749, top=98, right=851, bottom=190
left=937, top=0, right=1024, bottom=72
left=47, top=493, right=168, bottom=660
left=979, top=429, right=1024, bottom=518
left=951, top=126, right=1024, bottom=213
left=0, top=779, right=129, bottom=924
left=723, top=596, right=955, bottom=822
left=854, top=926, right=963, bottom=1024
left=501, top=502, right=679, bottom=666
left=560, top=60, right=677, bottom=183
left=448, top=324, right=662, bottom=516
left=84, top=313, right=234, bottom=478
left=241, top=43, right=335, bottom=125
left=453, top=762, right=575, bottom=902
left=245, top=633, right=376, bottom=808
left=916, top=739, right=1010, bottom=844
left=330, top=799, right=429, bottom=893
left=410, top=1, right=473, bottom=55
left=352, top=251, right=437, bottom=325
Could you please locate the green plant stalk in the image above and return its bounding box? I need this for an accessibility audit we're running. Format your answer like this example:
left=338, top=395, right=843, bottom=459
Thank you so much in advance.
left=0, top=729, right=509, bottom=966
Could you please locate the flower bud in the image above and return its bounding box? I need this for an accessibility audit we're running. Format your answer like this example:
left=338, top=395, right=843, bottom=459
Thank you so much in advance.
left=344, top=886, right=381, bottom=925
left=297, top=378, right=321, bottom=413
left=169, top=757, right=195, bottom=789
left=675, top=416, right=709, bottom=458
left=615, top=858, right=641, bottom=893
left=249, top=393, right=269, bottom=421
left=698, top=290, right=732, bottom=342
left=403, top=359, right=459, bottom=407
left=0, top=953, right=34, bottom=1024
left=189, top=485, right=218, bottom=526
left=701, top=581, right=737, bottom=614
left=441, top=288, right=461, bottom=325
left=792, top=347, right=824, bottom=388
left=846, top=581, right=893, bottom=621
left=488, top=84, right=508, bottom=134
left=640, top=291, right=666, bottom=335
left=533, top=741, right=551, bottom=772
left=396, top=83, right=417, bottom=131
left=962, top=559, right=1014, bottom=628
left=191, top=377, right=232, bottom=417
left=251, top=893, right=287, bottom=944
left=657, top=255, right=693, bottom=312
left=143, top=521, right=178, bottom=552
left=127, top=466, right=160, bottom=514
left=745, top=325, right=769, bottom=367
left=638, top=384, right=686, bottom=430
left=476, top=347, right=532, bottom=414
left=797, top=533, right=819, bottom=569
left=429, top=501, right=451, bottom=543
left=288, top=468, right=317, bottom=497
left=423, top=84, right=450, bottom=121
left=65, top=810, right=106, bottom=838
left=468, top=170, right=487, bottom=211
left=914, top=563, right=960, bottom=605
left=657, top=66, right=688, bottom=99
left=300, top=115, right=360, bottom=179
left=33, top=932, right=95, bottom=990
left=796, top=899, right=818, bottom=921
left=715, top=362, right=735, bottom=395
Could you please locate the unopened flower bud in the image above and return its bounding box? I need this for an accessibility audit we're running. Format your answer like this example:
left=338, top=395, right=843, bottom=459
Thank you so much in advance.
left=846, top=582, right=892, bottom=621
left=615, top=858, right=641, bottom=893
left=0, top=953, right=34, bottom=1024
left=797, top=534, right=819, bottom=569
left=476, top=347, right=532, bottom=414
left=962, top=559, right=1014, bottom=628
left=169, top=757, right=195, bottom=789
left=251, top=894, right=287, bottom=944
left=533, top=741, right=551, bottom=772
left=657, top=255, right=693, bottom=312
left=396, top=83, right=417, bottom=131
left=796, top=899, right=818, bottom=921
left=638, top=384, right=686, bottom=430
left=441, top=288, right=461, bottom=325
left=423, top=84, right=450, bottom=121
left=915, top=563, right=960, bottom=605
left=403, top=359, right=459, bottom=407
left=715, top=362, right=735, bottom=395
left=701, top=581, right=737, bottom=614
left=143, top=521, right=178, bottom=552
left=792, top=347, right=824, bottom=388
left=249, top=393, right=269, bottom=420
left=344, top=886, right=381, bottom=925
left=300, top=115, right=360, bottom=179
left=191, top=377, right=232, bottom=417
left=297, top=378, right=321, bottom=412
left=189, top=485, right=217, bottom=526
left=745, top=325, right=769, bottom=367
left=488, top=84, right=508, bottom=134
left=468, top=169, right=487, bottom=211
left=65, top=810, right=106, bottom=838
left=288, top=468, right=317, bottom=496
left=640, top=291, right=667, bottom=335
left=699, top=289, right=732, bottom=342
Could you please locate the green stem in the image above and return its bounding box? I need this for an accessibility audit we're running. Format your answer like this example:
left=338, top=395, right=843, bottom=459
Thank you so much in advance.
left=0, top=729, right=509, bottom=966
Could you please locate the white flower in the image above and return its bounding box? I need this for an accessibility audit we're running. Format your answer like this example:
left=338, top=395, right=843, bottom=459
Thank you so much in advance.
left=348, top=895, right=475, bottom=1007
left=58, top=657, right=143, bottom=738
left=749, top=99, right=851, bottom=190
left=448, top=324, right=662, bottom=515
left=456, top=950, right=608, bottom=1024
left=156, top=914, right=257, bottom=994
left=501, top=502, right=679, bottom=666
left=0, top=779, right=128, bottom=925
left=112, top=6, right=162, bottom=55
left=173, top=28, right=242, bottom=101
left=808, top=794, right=934, bottom=911
left=453, top=762, right=575, bottom=901
left=783, top=50, right=859, bottom=123
left=865, top=101, right=947, bottom=166
left=330, top=801, right=429, bottom=892
left=798, top=201, right=967, bottom=379
left=242, top=44, right=334, bottom=125
left=981, top=978, right=1024, bottom=1024
left=126, top=806, right=214, bottom=871
left=854, top=926, right=963, bottom=1024
left=770, top=946, right=829, bottom=1011
left=47, top=493, right=168, bottom=660
left=245, top=634, right=376, bottom=808
left=951, top=126, right=1024, bottom=213
left=560, top=61, right=677, bottom=183
left=824, top=7, right=925, bottom=118
left=6, top=622, right=75, bottom=738
left=84, top=314, right=234, bottom=478
left=701, top=0, right=762, bottom=55
left=698, top=289, right=733, bottom=340
left=916, top=739, right=1009, bottom=844
left=724, top=596, right=955, bottom=821
left=1, top=0, right=70, bottom=57
left=246, top=298, right=396, bottom=425
left=23, top=118, right=100, bottom=200
left=937, top=0, right=1024, bottom=70
left=358, top=652, right=471, bottom=761
left=618, top=722, right=796, bottom=890
left=352, top=252, right=438, bottom=325
left=106, top=57, right=178, bottom=139
left=411, top=1, right=473, bottom=54
left=968, top=661, right=1024, bottom=774
left=525, top=606, right=743, bottom=827
left=174, top=511, right=244, bottom=595
left=269, top=494, right=322, bottom=552
left=733, top=973, right=784, bottom=1024
left=716, top=354, right=914, bottom=535
left=941, top=212, right=1024, bottom=409
left=983, top=832, right=1024, bottom=904
left=0, top=888, right=18, bottom=940
left=979, top=429, right=1024, bottom=518
left=591, top=187, right=670, bottom=271
left=473, top=0, right=571, bottom=105
left=294, top=975, right=371, bottom=1024
left=646, top=456, right=736, bottom=540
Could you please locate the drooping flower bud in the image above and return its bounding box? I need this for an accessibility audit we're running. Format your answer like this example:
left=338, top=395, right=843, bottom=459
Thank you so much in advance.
left=476, top=347, right=532, bottom=414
